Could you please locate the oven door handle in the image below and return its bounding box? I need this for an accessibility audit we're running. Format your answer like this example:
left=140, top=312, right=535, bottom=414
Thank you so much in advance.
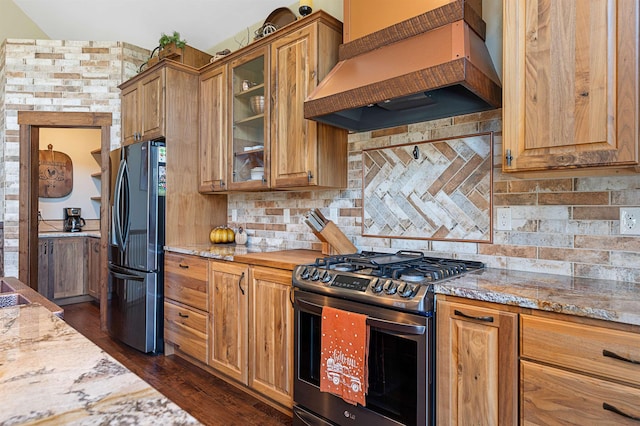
left=296, top=297, right=426, bottom=336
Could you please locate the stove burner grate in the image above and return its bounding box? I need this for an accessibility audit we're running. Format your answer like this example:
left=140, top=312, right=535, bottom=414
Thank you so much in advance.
left=312, top=251, right=484, bottom=283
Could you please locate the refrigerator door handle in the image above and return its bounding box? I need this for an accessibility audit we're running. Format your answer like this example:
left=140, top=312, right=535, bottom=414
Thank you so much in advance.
left=113, top=158, right=126, bottom=251
left=110, top=270, right=145, bottom=282
left=120, top=159, right=131, bottom=249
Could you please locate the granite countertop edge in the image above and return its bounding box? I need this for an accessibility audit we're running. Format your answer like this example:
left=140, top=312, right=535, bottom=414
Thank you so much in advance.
left=0, top=303, right=201, bottom=425
left=39, top=230, right=101, bottom=238
left=434, top=268, right=640, bottom=327
left=165, top=245, right=640, bottom=328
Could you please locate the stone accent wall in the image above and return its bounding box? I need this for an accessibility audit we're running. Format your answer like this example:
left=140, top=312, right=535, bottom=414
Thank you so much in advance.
left=228, top=109, right=640, bottom=284
left=0, top=39, right=148, bottom=277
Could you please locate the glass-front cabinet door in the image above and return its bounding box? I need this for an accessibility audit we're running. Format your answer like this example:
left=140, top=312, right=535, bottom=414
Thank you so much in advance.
left=229, top=47, right=269, bottom=190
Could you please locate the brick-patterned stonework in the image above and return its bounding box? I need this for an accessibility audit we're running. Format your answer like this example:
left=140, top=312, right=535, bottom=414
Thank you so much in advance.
left=229, top=109, right=640, bottom=284
left=0, top=39, right=148, bottom=276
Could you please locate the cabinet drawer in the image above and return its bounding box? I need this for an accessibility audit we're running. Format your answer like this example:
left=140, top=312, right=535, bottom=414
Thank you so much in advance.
left=521, top=315, right=640, bottom=387
left=522, top=360, right=640, bottom=425
left=164, top=301, right=207, bottom=363
left=164, top=253, right=208, bottom=311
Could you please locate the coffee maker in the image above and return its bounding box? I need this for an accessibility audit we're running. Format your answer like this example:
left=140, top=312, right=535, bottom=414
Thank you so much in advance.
left=63, top=207, right=86, bottom=232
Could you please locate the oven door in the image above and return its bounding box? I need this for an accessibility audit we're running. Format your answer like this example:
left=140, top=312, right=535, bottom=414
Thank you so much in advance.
left=294, top=290, right=433, bottom=426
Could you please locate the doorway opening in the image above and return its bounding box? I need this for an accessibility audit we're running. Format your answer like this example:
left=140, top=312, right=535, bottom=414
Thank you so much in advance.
left=18, top=111, right=112, bottom=329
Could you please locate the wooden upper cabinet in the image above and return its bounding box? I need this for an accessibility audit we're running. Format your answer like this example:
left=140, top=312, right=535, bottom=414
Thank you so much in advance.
left=120, top=83, right=140, bottom=146
left=196, top=11, right=347, bottom=193
left=229, top=47, right=270, bottom=191
left=503, top=0, right=639, bottom=172
left=140, top=71, right=165, bottom=140
left=120, top=67, right=166, bottom=145
left=199, top=64, right=228, bottom=192
left=436, top=297, right=518, bottom=426
left=270, top=20, right=347, bottom=189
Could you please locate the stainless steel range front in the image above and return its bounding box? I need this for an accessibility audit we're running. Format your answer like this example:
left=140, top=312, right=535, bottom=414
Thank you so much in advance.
left=292, top=251, right=484, bottom=426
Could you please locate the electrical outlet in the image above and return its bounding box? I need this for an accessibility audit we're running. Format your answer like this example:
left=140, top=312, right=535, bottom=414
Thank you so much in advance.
left=496, top=207, right=512, bottom=231
left=284, top=208, right=290, bottom=224
left=231, top=209, right=237, bottom=222
left=620, top=207, right=640, bottom=235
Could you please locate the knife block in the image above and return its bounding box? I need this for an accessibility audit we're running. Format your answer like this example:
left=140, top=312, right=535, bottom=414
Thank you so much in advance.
left=311, top=221, right=357, bottom=255
left=321, top=242, right=338, bottom=255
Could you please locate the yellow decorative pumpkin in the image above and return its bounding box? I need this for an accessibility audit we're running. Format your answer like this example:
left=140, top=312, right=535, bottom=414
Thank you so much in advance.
left=209, top=226, right=236, bottom=244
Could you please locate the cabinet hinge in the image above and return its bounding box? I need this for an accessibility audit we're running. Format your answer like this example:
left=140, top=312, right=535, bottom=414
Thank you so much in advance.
left=307, top=171, right=313, bottom=182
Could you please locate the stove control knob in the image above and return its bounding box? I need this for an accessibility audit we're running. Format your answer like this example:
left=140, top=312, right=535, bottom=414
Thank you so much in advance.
left=311, top=268, right=320, bottom=281
left=321, top=271, right=332, bottom=283
left=370, top=278, right=384, bottom=293
left=398, top=282, right=415, bottom=298
left=383, top=280, right=398, bottom=295
left=300, top=267, right=310, bottom=280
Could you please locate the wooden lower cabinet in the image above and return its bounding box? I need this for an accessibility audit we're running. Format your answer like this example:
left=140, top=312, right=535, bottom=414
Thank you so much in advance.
left=207, top=260, right=295, bottom=409
left=249, top=265, right=294, bottom=407
left=521, top=313, right=640, bottom=425
left=164, top=301, right=208, bottom=363
left=38, top=237, right=87, bottom=300
left=164, top=253, right=209, bottom=364
left=522, top=361, right=640, bottom=425
left=209, top=260, right=249, bottom=384
left=436, top=297, right=518, bottom=426
left=164, top=254, right=296, bottom=410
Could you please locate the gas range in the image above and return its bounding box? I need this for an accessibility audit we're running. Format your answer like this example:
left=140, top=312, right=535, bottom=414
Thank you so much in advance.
left=292, top=250, right=484, bottom=316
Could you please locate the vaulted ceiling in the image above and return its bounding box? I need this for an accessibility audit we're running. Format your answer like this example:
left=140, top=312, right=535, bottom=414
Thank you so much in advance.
left=12, top=0, right=294, bottom=52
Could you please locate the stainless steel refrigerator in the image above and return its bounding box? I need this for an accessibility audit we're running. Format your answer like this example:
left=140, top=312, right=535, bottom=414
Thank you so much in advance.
left=107, top=140, right=166, bottom=354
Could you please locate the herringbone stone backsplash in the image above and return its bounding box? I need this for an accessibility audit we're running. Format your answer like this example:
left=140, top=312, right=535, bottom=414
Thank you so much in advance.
left=229, top=109, right=640, bottom=284
left=362, top=133, right=492, bottom=242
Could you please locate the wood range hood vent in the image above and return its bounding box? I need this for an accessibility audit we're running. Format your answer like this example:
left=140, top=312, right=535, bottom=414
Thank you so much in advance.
left=304, top=0, right=502, bottom=132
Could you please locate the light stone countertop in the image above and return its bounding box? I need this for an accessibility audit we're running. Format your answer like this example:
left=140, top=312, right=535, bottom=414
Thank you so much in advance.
left=0, top=303, right=201, bottom=425
left=39, top=230, right=101, bottom=238
left=166, top=245, right=640, bottom=327
left=434, top=267, right=640, bottom=327
left=165, top=243, right=290, bottom=261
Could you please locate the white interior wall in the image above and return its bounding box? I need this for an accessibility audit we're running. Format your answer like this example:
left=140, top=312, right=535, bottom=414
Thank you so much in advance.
left=38, top=128, right=101, bottom=220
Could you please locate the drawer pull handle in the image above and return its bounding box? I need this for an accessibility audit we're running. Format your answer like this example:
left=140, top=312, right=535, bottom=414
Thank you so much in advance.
left=454, top=309, right=494, bottom=323
left=603, top=349, right=640, bottom=365
left=603, top=402, right=640, bottom=421
left=178, top=312, right=189, bottom=318
left=179, top=263, right=189, bottom=269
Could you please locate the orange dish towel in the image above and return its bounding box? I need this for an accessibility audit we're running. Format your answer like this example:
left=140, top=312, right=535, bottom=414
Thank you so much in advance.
left=319, top=306, right=369, bottom=406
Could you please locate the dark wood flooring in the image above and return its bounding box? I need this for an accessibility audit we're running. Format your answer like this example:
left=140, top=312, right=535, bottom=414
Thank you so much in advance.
left=63, top=301, right=293, bottom=426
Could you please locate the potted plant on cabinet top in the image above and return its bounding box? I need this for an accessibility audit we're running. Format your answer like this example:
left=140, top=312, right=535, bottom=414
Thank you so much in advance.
left=145, top=31, right=212, bottom=70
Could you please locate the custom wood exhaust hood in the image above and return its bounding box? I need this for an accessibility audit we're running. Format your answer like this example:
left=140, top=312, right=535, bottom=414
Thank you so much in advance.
left=303, top=0, right=501, bottom=132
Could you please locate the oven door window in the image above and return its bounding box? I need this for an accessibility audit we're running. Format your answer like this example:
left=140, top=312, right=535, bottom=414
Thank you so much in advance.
left=298, top=310, right=420, bottom=425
